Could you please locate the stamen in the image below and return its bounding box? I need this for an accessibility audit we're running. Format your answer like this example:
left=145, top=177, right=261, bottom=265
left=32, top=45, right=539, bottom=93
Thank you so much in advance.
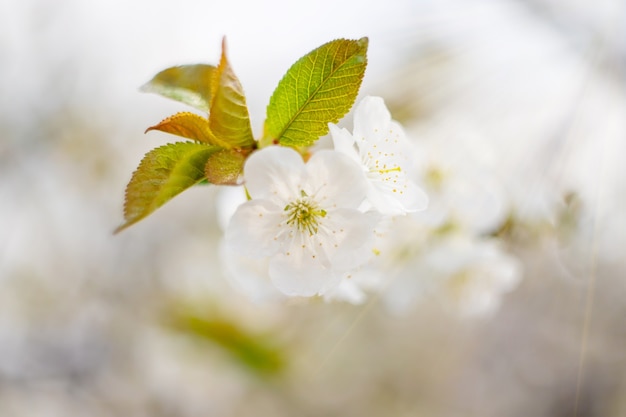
left=284, top=191, right=327, bottom=236
left=377, top=166, right=401, bottom=175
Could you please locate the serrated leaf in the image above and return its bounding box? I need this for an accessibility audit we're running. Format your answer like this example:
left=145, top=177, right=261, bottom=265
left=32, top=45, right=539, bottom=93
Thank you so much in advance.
left=204, top=149, right=246, bottom=185
left=145, top=112, right=218, bottom=144
left=141, top=64, right=216, bottom=112
left=115, top=142, right=220, bottom=233
left=264, top=37, right=368, bottom=147
left=208, top=37, right=255, bottom=149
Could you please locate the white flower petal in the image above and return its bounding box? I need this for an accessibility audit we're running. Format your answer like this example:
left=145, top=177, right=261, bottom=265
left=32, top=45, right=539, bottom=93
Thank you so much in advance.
left=215, top=185, right=247, bottom=231
left=367, top=179, right=429, bottom=215
left=244, top=146, right=305, bottom=202
left=404, top=181, right=430, bottom=211
left=321, top=209, right=380, bottom=271
left=305, top=150, right=368, bottom=209
left=269, top=249, right=341, bottom=296
left=224, top=199, right=284, bottom=257
left=353, top=96, right=392, bottom=140
left=328, top=124, right=360, bottom=164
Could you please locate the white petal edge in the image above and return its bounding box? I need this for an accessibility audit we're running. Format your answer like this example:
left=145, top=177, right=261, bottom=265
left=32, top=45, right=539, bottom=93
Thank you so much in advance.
left=322, top=209, right=380, bottom=271
left=269, top=249, right=342, bottom=296
left=353, top=96, right=392, bottom=140
left=328, top=124, right=360, bottom=165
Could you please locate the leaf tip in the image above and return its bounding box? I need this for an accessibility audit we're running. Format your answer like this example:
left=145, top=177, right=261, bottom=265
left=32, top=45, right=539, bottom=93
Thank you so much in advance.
left=113, top=221, right=131, bottom=235
left=138, top=81, right=152, bottom=93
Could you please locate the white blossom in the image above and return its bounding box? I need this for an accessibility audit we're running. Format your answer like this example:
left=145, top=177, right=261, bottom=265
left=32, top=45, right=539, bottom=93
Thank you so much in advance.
left=381, top=231, right=522, bottom=317
left=407, top=120, right=507, bottom=235
left=329, top=96, right=428, bottom=215
left=426, top=238, right=522, bottom=317
left=224, top=146, right=379, bottom=297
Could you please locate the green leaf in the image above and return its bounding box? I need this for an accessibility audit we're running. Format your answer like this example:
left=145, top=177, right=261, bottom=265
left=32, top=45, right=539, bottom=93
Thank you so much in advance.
left=115, top=142, right=220, bottom=233
left=140, top=64, right=216, bottom=112
left=168, top=310, right=285, bottom=376
left=208, top=38, right=256, bottom=149
left=204, top=149, right=246, bottom=185
left=264, top=37, right=368, bottom=147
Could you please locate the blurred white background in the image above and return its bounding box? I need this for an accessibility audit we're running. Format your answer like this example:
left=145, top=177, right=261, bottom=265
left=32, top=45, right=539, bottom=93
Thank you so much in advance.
left=1, top=0, right=625, bottom=416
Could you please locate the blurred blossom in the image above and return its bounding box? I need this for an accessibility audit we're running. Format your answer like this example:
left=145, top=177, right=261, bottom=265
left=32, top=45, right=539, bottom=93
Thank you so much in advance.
left=421, top=238, right=521, bottom=317
left=351, top=212, right=522, bottom=317
left=408, top=119, right=508, bottom=235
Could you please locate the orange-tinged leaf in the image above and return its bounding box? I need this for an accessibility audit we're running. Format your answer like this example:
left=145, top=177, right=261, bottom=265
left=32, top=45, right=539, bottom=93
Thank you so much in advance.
left=115, top=142, right=220, bottom=233
left=204, top=149, right=246, bottom=185
left=208, top=38, right=255, bottom=149
left=140, top=64, right=216, bottom=112
left=145, top=112, right=215, bottom=144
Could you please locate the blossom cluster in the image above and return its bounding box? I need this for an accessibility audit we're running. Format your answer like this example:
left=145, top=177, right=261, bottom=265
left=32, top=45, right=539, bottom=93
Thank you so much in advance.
left=220, top=96, right=521, bottom=316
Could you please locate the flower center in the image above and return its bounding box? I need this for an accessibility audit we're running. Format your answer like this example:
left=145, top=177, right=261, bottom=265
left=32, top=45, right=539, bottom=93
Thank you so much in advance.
left=284, top=190, right=327, bottom=236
